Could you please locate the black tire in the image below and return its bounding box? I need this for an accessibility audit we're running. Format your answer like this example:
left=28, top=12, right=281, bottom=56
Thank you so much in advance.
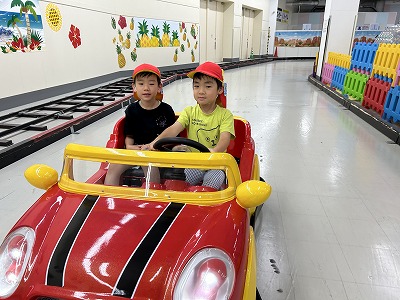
left=256, top=287, right=262, bottom=300
left=250, top=177, right=265, bottom=227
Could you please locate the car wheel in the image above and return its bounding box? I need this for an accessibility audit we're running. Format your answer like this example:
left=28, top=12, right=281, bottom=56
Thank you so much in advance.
left=256, top=287, right=263, bottom=299
left=250, top=177, right=265, bottom=228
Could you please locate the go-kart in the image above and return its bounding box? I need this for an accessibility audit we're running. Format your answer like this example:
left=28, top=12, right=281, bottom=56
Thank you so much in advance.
left=0, top=115, right=271, bottom=300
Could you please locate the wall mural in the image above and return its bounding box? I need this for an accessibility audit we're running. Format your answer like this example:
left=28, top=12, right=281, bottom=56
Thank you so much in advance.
left=0, top=0, right=45, bottom=53
left=111, top=15, right=199, bottom=68
left=274, top=30, right=321, bottom=47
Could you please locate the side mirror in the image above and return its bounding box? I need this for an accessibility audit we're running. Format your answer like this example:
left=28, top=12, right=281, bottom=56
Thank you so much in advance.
left=24, top=164, right=58, bottom=190
left=236, top=180, right=271, bottom=209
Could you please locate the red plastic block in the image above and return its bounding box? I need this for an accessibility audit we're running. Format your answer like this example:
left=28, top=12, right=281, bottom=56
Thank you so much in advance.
left=362, top=77, right=391, bottom=116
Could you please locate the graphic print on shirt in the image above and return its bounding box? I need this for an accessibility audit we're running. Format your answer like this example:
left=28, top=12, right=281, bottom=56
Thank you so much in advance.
left=196, top=126, right=220, bottom=147
left=155, top=115, right=169, bottom=128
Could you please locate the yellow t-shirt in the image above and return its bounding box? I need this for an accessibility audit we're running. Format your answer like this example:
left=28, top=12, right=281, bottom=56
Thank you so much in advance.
left=177, top=104, right=235, bottom=150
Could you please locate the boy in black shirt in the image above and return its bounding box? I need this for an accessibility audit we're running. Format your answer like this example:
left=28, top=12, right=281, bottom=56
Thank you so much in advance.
left=104, top=64, right=175, bottom=185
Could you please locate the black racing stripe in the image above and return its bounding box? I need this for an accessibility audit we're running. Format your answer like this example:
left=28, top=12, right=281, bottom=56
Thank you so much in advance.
left=46, top=195, right=98, bottom=287
left=113, top=202, right=184, bottom=298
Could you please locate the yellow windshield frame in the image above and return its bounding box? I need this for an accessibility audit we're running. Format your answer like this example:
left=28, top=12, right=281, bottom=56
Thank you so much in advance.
left=58, top=143, right=242, bottom=205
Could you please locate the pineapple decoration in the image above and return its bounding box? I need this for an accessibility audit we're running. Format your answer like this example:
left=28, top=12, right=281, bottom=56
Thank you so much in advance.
left=124, top=32, right=131, bottom=49
left=162, top=21, right=171, bottom=47
left=173, top=48, right=178, bottom=62
left=111, top=14, right=134, bottom=68
left=136, top=34, right=141, bottom=47
left=131, top=48, right=137, bottom=62
left=116, top=44, right=126, bottom=68
left=172, top=30, right=180, bottom=47
left=191, top=50, right=195, bottom=62
left=194, top=41, right=198, bottom=50
left=118, top=29, right=123, bottom=43
left=190, top=24, right=197, bottom=39
left=150, top=25, right=161, bottom=47
left=138, top=20, right=151, bottom=47
left=183, top=28, right=187, bottom=41
left=187, top=38, right=190, bottom=48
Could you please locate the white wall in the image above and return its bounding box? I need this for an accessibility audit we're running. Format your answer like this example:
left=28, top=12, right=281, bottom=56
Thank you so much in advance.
left=0, top=0, right=271, bottom=101
left=384, top=2, right=400, bottom=24
left=0, top=0, right=200, bottom=100
left=276, top=0, right=289, bottom=30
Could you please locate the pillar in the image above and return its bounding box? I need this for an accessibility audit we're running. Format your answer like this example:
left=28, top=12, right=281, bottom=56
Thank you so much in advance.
left=316, top=0, right=360, bottom=77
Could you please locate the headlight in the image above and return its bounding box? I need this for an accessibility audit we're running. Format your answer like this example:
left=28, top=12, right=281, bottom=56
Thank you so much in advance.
left=0, top=227, right=35, bottom=298
left=173, top=248, right=235, bottom=300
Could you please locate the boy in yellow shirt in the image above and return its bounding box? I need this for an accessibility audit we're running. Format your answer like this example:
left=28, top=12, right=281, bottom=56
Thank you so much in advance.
left=148, top=61, right=235, bottom=189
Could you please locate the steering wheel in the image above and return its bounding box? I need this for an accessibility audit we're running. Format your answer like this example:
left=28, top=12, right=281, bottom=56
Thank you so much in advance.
left=153, top=137, right=210, bottom=152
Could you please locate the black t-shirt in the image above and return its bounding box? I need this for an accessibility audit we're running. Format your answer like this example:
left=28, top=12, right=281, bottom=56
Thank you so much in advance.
left=124, top=101, right=175, bottom=145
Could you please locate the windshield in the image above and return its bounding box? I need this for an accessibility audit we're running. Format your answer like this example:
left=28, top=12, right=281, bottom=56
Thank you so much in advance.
left=59, top=144, right=241, bottom=205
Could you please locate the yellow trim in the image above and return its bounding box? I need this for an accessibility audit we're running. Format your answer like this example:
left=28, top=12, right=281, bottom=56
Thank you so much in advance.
left=252, top=154, right=260, bottom=180
left=58, top=143, right=242, bottom=205
left=233, top=115, right=249, bottom=124
left=242, top=227, right=256, bottom=299
left=249, top=154, right=260, bottom=215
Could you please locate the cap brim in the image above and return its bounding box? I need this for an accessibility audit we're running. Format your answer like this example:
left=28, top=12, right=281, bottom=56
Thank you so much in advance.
left=133, top=69, right=161, bottom=79
left=187, top=70, right=223, bottom=82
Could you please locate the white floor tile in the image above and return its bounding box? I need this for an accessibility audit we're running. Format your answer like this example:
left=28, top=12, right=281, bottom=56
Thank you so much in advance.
left=341, top=245, right=400, bottom=288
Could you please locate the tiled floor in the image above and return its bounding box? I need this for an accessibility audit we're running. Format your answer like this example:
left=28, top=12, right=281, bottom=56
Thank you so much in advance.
left=1, top=60, right=400, bottom=299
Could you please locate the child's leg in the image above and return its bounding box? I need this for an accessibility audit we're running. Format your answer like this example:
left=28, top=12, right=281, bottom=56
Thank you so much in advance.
left=184, top=168, right=206, bottom=186
left=104, top=163, right=131, bottom=185
left=142, top=166, right=160, bottom=183
left=203, top=170, right=225, bottom=190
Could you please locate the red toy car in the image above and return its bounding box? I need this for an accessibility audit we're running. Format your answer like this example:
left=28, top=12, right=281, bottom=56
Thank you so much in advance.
left=0, top=116, right=270, bottom=299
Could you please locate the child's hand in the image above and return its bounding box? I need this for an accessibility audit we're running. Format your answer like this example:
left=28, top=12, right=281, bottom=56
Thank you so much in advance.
left=145, top=142, right=156, bottom=151
left=126, top=144, right=144, bottom=150
left=140, top=144, right=151, bottom=150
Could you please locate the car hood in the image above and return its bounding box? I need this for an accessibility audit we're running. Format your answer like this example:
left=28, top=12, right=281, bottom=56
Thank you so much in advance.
left=25, top=192, right=247, bottom=299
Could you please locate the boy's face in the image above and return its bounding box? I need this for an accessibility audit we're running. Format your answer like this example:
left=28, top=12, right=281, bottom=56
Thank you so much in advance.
left=133, top=73, right=162, bottom=102
left=193, top=75, right=223, bottom=107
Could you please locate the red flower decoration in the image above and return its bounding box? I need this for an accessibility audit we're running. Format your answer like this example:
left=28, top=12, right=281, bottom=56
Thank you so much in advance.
left=118, top=16, right=127, bottom=29
left=11, top=38, right=26, bottom=52
left=29, top=38, right=40, bottom=50
left=68, top=24, right=81, bottom=48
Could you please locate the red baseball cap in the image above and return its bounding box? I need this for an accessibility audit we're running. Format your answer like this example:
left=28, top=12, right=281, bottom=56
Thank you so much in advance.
left=132, top=64, right=163, bottom=101
left=132, top=63, right=161, bottom=80
left=187, top=62, right=226, bottom=107
left=187, top=61, right=224, bottom=82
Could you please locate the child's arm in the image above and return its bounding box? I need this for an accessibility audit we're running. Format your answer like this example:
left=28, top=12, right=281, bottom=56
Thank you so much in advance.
left=210, top=131, right=231, bottom=153
left=125, top=136, right=145, bottom=150
left=148, top=121, right=184, bottom=150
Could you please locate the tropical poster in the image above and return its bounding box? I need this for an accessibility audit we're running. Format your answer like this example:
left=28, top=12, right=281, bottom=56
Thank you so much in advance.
left=111, top=15, right=199, bottom=68
left=0, top=0, right=45, bottom=53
